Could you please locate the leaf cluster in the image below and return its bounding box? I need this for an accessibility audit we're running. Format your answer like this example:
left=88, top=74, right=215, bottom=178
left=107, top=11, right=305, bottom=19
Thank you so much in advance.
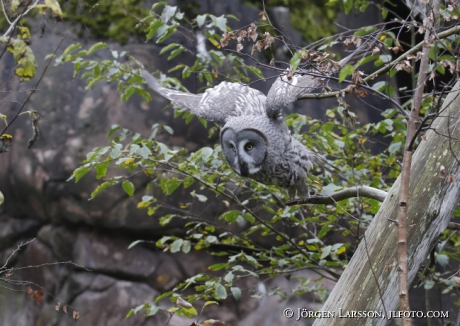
left=56, top=0, right=460, bottom=321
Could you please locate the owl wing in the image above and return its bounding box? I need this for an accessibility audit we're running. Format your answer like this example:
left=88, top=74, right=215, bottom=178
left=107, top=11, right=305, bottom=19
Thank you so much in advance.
left=265, top=47, right=362, bottom=119
left=141, top=69, right=266, bottom=126
left=265, top=73, right=323, bottom=119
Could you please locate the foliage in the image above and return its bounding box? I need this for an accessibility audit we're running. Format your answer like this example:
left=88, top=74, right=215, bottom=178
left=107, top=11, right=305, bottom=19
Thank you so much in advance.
left=245, top=0, right=339, bottom=41
left=56, top=0, right=460, bottom=322
left=61, top=0, right=149, bottom=44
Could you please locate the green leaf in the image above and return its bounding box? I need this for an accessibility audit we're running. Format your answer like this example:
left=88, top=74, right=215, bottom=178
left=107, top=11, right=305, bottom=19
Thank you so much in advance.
left=146, top=19, right=164, bottom=42
left=155, top=291, right=174, bottom=303
left=127, top=303, right=151, bottom=318
left=159, top=43, right=179, bottom=55
left=436, top=253, right=449, bottom=268
left=91, top=181, right=116, bottom=198
left=73, top=166, right=90, bottom=182
left=128, top=240, right=144, bottom=249
left=182, top=240, right=191, bottom=253
left=224, top=271, right=234, bottom=283
left=243, top=213, right=255, bottom=223
left=231, top=287, right=241, bottom=300
left=191, top=190, right=207, bottom=202
left=168, top=47, right=185, bottom=60
left=388, top=142, right=402, bottom=153
left=290, top=51, right=302, bottom=71
left=122, top=180, right=135, bottom=196
left=226, top=14, right=239, bottom=21
left=95, top=162, right=108, bottom=179
left=212, top=15, right=227, bottom=32
left=108, top=124, right=121, bottom=138
left=151, top=1, right=167, bottom=10
left=196, top=14, right=206, bottom=27
left=61, top=43, right=82, bottom=60
left=145, top=305, right=159, bottom=316
left=110, top=143, right=123, bottom=159
left=87, top=42, right=108, bottom=55
left=204, top=301, right=219, bottom=307
left=318, top=225, right=331, bottom=238
left=371, top=81, right=388, bottom=92
left=381, top=7, right=388, bottom=19
left=343, top=0, right=353, bottom=14
left=161, top=5, right=177, bottom=23
left=160, top=177, right=181, bottom=195
left=157, top=24, right=179, bottom=43
left=171, top=239, right=183, bottom=253
left=219, top=210, right=240, bottom=223
left=320, top=245, right=332, bottom=259
left=209, top=263, right=227, bottom=271
left=339, top=64, right=354, bottom=82
left=214, top=284, right=227, bottom=300
left=353, top=26, right=377, bottom=37
left=159, top=214, right=175, bottom=226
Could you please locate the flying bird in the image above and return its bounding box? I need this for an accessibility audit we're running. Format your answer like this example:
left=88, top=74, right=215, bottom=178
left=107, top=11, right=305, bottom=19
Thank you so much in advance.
left=141, top=52, right=354, bottom=199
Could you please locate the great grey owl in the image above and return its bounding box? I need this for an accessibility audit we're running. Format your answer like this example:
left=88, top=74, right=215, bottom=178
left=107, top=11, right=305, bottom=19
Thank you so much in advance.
left=141, top=53, right=353, bottom=199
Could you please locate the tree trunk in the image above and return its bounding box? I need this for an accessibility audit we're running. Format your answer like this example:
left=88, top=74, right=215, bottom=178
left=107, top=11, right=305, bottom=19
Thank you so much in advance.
left=313, top=82, right=460, bottom=326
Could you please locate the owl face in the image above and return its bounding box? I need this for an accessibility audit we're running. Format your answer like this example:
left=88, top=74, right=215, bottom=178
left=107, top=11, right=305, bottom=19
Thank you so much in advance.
left=221, top=128, right=268, bottom=177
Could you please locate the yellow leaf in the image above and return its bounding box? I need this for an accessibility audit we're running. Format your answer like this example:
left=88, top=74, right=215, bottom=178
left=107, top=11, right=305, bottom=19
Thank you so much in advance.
left=5, top=38, right=36, bottom=81
left=336, top=246, right=346, bottom=255
left=10, top=0, right=19, bottom=12
left=201, top=319, right=225, bottom=325
left=137, top=202, right=150, bottom=208
left=122, top=157, right=136, bottom=165
left=167, top=306, right=179, bottom=313
left=18, top=27, right=31, bottom=44
left=34, top=5, right=47, bottom=14
left=44, top=0, right=63, bottom=20
left=208, top=37, right=221, bottom=49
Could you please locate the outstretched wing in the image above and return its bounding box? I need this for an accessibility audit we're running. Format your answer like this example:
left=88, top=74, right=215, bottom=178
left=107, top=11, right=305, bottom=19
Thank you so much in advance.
left=141, top=69, right=266, bottom=126
left=265, top=48, right=361, bottom=119
left=265, top=73, right=323, bottom=119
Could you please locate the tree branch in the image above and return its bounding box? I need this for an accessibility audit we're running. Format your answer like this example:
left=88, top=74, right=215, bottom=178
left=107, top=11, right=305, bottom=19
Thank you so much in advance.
left=2, top=0, right=40, bottom=38
left=286, top=186, right=387, bottom=206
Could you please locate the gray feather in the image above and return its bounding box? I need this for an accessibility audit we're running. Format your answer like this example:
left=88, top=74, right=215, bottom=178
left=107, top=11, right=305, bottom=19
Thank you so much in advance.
left=265, top=46, right=363, bottom=119
left=141, top=48, right=354, bottom=200
left=141, top=69, right=266, bottom=126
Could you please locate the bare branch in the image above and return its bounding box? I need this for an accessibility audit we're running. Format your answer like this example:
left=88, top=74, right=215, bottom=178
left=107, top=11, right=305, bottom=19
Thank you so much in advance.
left=286, top=186, right=388, bottom=206
left=447, top=222, right=460, bottom=231
left=2, top=0, right=41, bottom=38
left=0, top=33, right=67, bottom=136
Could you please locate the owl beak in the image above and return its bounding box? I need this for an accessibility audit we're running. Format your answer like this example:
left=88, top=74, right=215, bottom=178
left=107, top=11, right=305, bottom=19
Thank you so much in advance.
left=238, top=156, right=249, bottom=176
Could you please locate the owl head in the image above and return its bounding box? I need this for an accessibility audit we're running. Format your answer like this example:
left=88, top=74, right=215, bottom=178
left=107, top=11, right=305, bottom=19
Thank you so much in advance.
left=220, top=126, right=268, bottom=176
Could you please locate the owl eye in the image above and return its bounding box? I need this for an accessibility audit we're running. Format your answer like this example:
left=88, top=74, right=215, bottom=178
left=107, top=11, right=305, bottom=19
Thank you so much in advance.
left=245, top=143, right=253, bottom=151
left=231, top=145, right=236, bottom=152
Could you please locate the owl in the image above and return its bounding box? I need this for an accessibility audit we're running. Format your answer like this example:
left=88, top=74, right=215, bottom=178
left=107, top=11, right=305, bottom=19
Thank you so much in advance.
left=141, top=54, right=351, bottom=199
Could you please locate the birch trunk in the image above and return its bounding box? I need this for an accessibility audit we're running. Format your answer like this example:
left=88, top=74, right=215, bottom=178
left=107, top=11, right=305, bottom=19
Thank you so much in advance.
left=313, top=82, right=460, bottom=326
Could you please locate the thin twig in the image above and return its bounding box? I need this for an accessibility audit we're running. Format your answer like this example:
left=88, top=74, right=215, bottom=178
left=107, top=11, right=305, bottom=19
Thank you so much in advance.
left=2, top=0, right=41, bottom=38
left=0, top=33, right=68, bottom=136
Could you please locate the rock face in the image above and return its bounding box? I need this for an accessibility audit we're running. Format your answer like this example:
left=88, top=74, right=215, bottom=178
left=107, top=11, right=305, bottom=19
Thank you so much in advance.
left=0, top=1, right=420, bottom=326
